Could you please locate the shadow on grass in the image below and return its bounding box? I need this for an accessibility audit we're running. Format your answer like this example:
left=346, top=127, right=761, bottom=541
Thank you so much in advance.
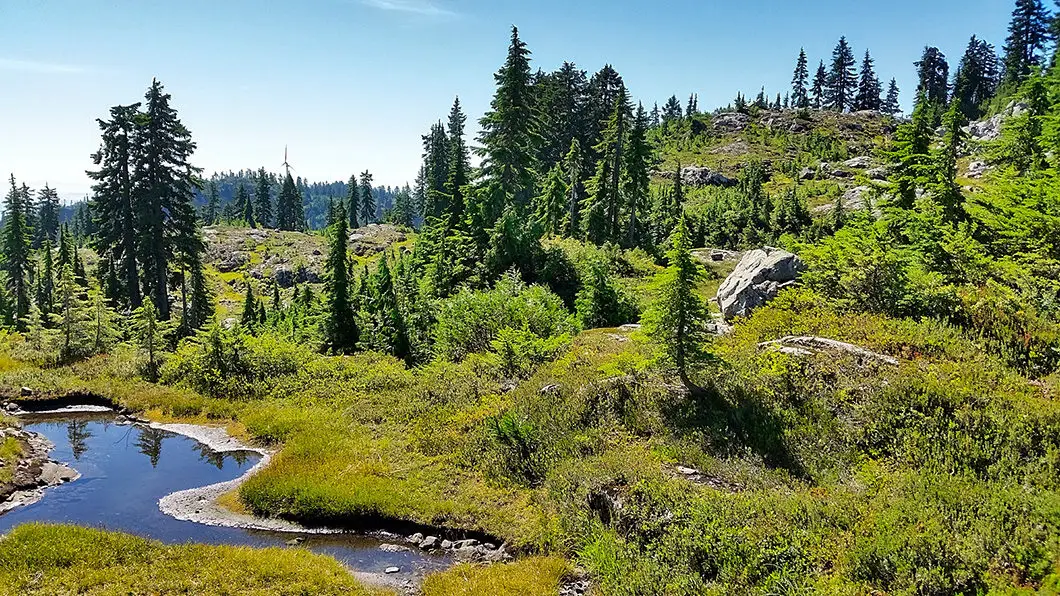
left=665, top=380, right=806, bottom=479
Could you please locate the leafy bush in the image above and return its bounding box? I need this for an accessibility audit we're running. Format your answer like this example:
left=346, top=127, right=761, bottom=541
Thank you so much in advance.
left=434, top=272, right=578, bottom=362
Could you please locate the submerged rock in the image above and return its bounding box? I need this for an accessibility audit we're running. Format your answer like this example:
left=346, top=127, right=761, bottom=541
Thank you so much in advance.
left=716, top=248, right=805, bottom=321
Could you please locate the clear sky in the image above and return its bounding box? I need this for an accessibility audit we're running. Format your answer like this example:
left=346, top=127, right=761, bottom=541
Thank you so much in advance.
left=1, top=0, right=1013, bottom=201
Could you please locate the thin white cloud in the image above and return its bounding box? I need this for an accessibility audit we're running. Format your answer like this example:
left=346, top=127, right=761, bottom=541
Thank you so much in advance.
left=360, top=0, right=456, bottom=17
left=0, top=58, right=90, bottom=74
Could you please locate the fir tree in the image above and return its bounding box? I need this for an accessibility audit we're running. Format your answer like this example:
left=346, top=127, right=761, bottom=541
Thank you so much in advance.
left=882, top=79, right=902, bottom=115
left=133, top=79, right=202, bottom=321
left=345, top=173, right=359, bottom=228
left=391, top=188, right=414, bottom=227
left=888, top=89, right=935, bottom=209
left=240, top=281, right=257, bottom=331
left=643, top=216, right=712, bottom=385
left=134, top=300, right=163, bottom=381
left=533, top=162, right=567, bottom=235
left=204, top=180, right=220, bottom=225
left=88, top=103, right=142, bottom=311
left=421, top=122, right=449, bottom=220
left=915, top=47, right=950, bottom=106
left=36, top=240, right=55, bottom=319
left=854, top=50, right=882, bottom=111
left=323, top=200, right=357, bottom=353
left=934, top=100, right=969, bottom=224
left=254, top=168, right=273, bottom=228
left=234, top=183, right=254, bottom=227
left=56, top=264, right=92, bottom=362
left=826, top=37, right=857, bottom=112
left=359, top=171, right=375, bottom=225
left=953, top=36, right=1001, bottom=119
left=812, top=61, right=828, bottom=109
left=276, top=171, right=303, bottom=231
left=35, top=184, right=60, bottom=248
left=662, top=95, right=683, bottom=124
left=563, top=138, right=583, bottom=237
left=792, top=49, right=810, bottom=109
left=3, top=175, right=33, bottom=327
left=445, top=97, right=470, bottom=226
left=477, top=26, right=539, bottom=214
left=1002, top=0, right=1052, bottom=87
left=624, top=102, right=651, bottom=248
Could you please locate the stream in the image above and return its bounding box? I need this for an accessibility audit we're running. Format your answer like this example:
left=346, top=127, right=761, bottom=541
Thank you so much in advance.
left=0, top=412, right=449, bottom=581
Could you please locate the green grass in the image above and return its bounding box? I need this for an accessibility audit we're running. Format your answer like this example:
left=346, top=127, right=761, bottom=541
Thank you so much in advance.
left=0, top=435, right=23, bottom=484
left=0, top=524, right=388, bottom=596
left=421, top=557, right=570, bottom=596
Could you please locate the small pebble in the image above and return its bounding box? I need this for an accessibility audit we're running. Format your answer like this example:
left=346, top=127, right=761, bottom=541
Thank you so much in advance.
left=384, top=566, right=400, bottom=574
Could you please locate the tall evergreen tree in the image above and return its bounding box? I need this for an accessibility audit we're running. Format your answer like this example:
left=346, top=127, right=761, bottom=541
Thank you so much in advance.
left=533, top=162, right=567, bottom=235
left=792, top=49, right=810, bottom=109
left=1002, top=0, right=1052, bottom=87
left=36, top=240, right=55, bottom=319
left=662, top=95, right=683, bottom=124
left=953, top=36, right=1001, bottom=119
left=345, top=173, right=359, bottom=228
left=477, top=26, right=539, bottom=215
left=3, top=175, right=33, bottom=328
left=88, top=103, right=142, bottom=311
left=323, top=200, right=357, bottom=353
left=563, top=137, right=583, bottom=237
left=234, top=183, right=254, bottom=227
left=624, top=102, right=651, bottom=248
left=915, top=47, right=951, bottom=106
left=812, top=61, right=828, bottom=109
left=826, top=37, right=857, bottom=112
left=35, top=184, right=60, bottom=248
left=421, top=122, right=449, bottom=220
left=882, top=79, right=902, bottom=115
left=276, top=171, right=303, bottom=231
left=254, top=168, right=273, bottom=228
left=642, top=216, right=712, bottom=386
left=934, top=100, right=969, bottom=224
left=854, top=50, right=882, bottom=111
left=888, top=89, right=935, bottom=210
left=445, top=97, right=470, bottom=226
left=204, top=180, right=220, bottom=225
left=132, top=79, right=202, bottom=321
left=359, top=171, right=375, bottom=225
left=240, top=280, right=257, bottom=331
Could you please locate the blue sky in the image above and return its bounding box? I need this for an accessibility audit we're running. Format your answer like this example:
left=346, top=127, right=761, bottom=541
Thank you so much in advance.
left=1, top=0, right=1013, bottom=200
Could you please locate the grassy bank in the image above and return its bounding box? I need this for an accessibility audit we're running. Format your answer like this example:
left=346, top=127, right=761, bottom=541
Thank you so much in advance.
left=0, top=524, right=387, bottom=596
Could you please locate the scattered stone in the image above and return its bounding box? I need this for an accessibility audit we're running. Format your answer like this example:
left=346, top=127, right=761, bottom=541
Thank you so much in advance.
left=216, top=252, right=247, bottom=273
left=453, top=539, right=479, bottom=549
left=407, top=532, right=424, bottom=544
left=758, top=336, right=899, bottom=366
left=20, top=387, right=32, bottom=397
left=285, top=537, right=305, bottom=546
left=716, top=247, right=805, bottom=321
left=799, top=167, right=817, bottom=181
left=379, top=543, right=411, bottom=553
left=618, top=323, right=642, bottom=332
left=384, top=566, right=400, bottom=574
left=440, top=539, right=453, bottom=549
left=540, top=384, right=561, bottom=395
left=419, top=535, right=439, bottom=549
left=866, top=167, right=889, bottom=180
left=712, top=111, right=749, bottom=132
left=967, top=160, right=990, bottom=179
left=681, top=166, right=737, bottom=188
left=273, top=266, right=295, bottom=288
left=841, top=185, right=873, bottom=211
left=843, top=156, right=874, bottom=169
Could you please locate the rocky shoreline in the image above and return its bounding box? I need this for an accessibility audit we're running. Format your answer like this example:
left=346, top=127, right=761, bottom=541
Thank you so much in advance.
left=0, top=424, right=79, bottom=515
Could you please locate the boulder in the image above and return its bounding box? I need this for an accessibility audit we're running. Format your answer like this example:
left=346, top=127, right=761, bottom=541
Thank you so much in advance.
left=273, top=266, right=295, bottom=288
left=419, top=535, right=439, bottom=549
left=798, top=167, right=817, bottom=181
left=842, top=186, right=873, bottom=210
left=967, top=160, right=990, bottom=179
left=216, top=252, right=247, bottom=273
left=866, top=167, right=889, bottom=181
left=681, top=166, right=736, bottom=188
left=712, top=112, right=749, bottom=132
left=716, top=248, right=805, bottom=321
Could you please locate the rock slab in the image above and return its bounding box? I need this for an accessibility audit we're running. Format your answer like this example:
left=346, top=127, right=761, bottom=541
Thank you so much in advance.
left=716, top=248, right=805, bottom=321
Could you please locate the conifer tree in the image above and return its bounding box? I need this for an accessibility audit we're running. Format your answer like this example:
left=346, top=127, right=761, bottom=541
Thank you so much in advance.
left=826, top=37, right=857, bottom=112
left=477, top=26, right=539, bottom=214
left=662, top=95, right=683, bottom=124
left=359, top=171, right=375, bottom=225
left=854, top=50, right=882, bottom=111
left=234, top=183, right=254, bottom=227
left=534, top=163, right=568, bottom=235
left=915, top=47, right=951, bottom=107
left=240, top=281, right=257, bottom=331
left=445, top=97, right=470, bottom=226
left=345, top=173, right=359, bottom=228
left=953, top=36, right=1001, bottom=119
left=563, top=138, right=583, bottom=237
left=624, top=103, right=651, bottom=248
left=422, top=123, right=449, bottom=220
left=254, top=168, right=273, bottom=228
left=581, top=152, right=613, bottom=244
left=276, top=171, right=303, bottom=231
left=56, top=264, right=92, bottom=362
left=89, top=286, right=119, bottom=355
left=812, top=61, right=828, bottom=109
left=934, top=100, right=969, bottom=224
left=35, top=184, right=60, bottom=248
left=792, top=49, right=810, bottom=109
left=323, top=201, right=357, bottom=353
left=204, top=180, right=220, bottom=225
left=369, top=256, right=408, bottom=360
left=3, top=175, right=33, bottom=328
left=882, top=79, right=902, bottom=115
left=391, top=188, right=414, bottom=228
left=36, top=240, right=55, bottom=319
left=134, top=300, right=162, bottom=381
left=889, top=90, right=935, bottom=209
left=642, top=216, right=712, bottom=386
left=831, top=193, right=846, bottom=233
left=1002, top=0, right=1051, bottom=87
left=88, top=103, right=142, bottom=311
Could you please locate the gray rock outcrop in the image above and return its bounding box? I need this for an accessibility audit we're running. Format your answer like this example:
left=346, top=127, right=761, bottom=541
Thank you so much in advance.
left=716, top=248, right=805, bottom=321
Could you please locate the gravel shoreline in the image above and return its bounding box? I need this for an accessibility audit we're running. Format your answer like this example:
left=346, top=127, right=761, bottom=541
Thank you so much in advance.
left=0, top=429, right=80, bottom=515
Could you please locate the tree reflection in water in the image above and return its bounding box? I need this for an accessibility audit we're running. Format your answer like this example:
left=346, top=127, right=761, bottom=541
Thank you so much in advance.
left=66, top=421, right=92, bottom=460
left=136, top=427, right=167, bottom=468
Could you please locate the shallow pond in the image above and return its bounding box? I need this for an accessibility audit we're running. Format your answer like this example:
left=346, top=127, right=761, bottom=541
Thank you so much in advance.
left=0, top=413, right=448, bottom=578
